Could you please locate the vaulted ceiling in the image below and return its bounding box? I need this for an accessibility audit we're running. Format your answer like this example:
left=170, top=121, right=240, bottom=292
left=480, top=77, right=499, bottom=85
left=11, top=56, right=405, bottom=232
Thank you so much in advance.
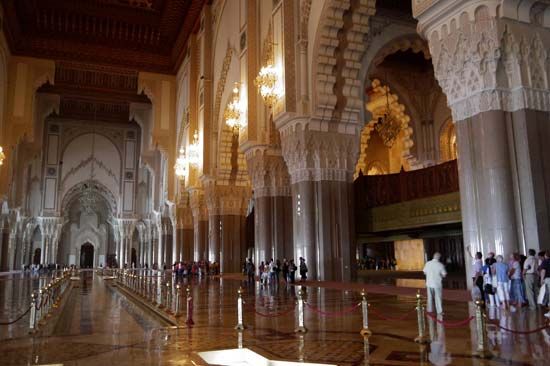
left=1, top=0, right=206, bottom=74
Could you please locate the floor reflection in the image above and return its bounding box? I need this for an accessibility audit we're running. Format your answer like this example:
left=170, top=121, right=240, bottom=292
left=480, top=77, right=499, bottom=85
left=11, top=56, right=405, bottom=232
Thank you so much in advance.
left=0, top=272, right=548, bottom=365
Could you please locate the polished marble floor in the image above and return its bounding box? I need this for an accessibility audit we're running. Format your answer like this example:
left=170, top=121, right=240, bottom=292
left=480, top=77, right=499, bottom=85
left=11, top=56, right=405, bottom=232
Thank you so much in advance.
left=0, top=272, right=549, bottom=365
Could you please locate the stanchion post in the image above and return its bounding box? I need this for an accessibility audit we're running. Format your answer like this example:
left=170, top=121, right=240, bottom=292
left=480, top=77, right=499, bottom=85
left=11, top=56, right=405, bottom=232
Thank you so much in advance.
left=165, top=282, right=172, bottom=314
left=175, top=284, right=181, bottom=317
left=360, top=289, right=372, bottom=337
left=414, top=291, right=430, bottom=344
left=186, top=285, right=194, bottom=326
left=474, top=300, right=492, bottom=359
left=29, top=293, right=37, bottom=332
left=294, top=289, right=307, bottom=333
left=235, top=286, right=246, bottom=330
left=37, top=288, right=44, bottom=325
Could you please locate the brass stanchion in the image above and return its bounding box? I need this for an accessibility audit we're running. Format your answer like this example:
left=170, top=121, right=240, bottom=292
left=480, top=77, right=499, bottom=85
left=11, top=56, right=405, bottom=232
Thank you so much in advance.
left=360, top=289, right=372, bottom=336
left=29, top=293, right=37, bottom=333
left=414, top=291, right=430, bottom=344
left=235, top=287, right=246, bottom=330
left=165, top=282, right=172, bottom=313
left=362, top=335, right=371, bottom=366
left=474, top=300, right=492, bottom=359
left=175, top=284, right=182, bottom=317
left=294, top=289, right=307, bottom=333
left=185, top=285, right=194, bottom=326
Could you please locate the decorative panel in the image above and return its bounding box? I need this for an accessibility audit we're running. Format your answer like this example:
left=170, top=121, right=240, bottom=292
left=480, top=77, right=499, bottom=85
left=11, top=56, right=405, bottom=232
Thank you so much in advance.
left=44, top=178, right=57, bottom=210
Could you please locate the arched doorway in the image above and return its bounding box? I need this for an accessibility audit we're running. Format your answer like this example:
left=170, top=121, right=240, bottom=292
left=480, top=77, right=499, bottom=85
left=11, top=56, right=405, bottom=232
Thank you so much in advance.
left=33, top=248, right=41, bottom=265
left=80, top=243, right=94, bottom=268
left=131, top=248, right=137, bottom=268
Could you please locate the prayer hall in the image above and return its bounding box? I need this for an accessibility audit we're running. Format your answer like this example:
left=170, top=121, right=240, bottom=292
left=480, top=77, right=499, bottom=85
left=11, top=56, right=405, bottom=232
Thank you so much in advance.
left=1, top=0, right=550, bottom=365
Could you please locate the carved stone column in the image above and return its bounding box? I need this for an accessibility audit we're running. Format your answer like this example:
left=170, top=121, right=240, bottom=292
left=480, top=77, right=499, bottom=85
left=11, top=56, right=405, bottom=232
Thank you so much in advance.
left=245, top=148, right=293, bottom=274
left=190, top=189, right=208, bottom=261
left=177, top=203, right=194, bottom=262
left=415, top=1, right=550, bottom=280
left=277, top=121, right=359, bottom=281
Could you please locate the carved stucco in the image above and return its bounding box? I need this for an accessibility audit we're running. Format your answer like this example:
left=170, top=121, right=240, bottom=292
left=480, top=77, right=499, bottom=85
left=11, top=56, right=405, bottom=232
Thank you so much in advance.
left=416, top=0, right=550, bottom=121
left=244, top=147, right=290, bottom=198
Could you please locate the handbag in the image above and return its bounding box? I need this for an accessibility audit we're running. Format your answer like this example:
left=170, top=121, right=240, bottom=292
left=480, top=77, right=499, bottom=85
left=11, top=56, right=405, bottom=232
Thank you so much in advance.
left=484, top=283, right=495, bottom=295
left=538, top=284, right=547, bottom=305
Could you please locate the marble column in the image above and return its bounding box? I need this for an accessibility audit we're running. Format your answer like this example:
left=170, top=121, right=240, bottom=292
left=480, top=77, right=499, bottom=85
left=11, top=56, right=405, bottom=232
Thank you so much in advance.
left=414, top=0, right=550, bottom=281
left=254, top=196, right=272, bottom=267
left=208, top=215, right=221, bottom=263
left=278, top=125, right=359, bottom=281
left=220, top=214, right=246, bottom=273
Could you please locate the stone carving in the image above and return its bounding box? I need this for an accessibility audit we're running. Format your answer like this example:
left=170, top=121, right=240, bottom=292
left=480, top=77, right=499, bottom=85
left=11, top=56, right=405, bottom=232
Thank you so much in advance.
left=244, top=147, right=290, bottom=198
left=280, top=123, right=360, bottom=184
left=416, top=1, right=550, bottom=121
left=205, top=183, right=251, bottom=216
left=60, top=156, right=120, bottom=189
left=312, top=0, right=376, bottom=124
left=213, top=45, right=235, bottom=134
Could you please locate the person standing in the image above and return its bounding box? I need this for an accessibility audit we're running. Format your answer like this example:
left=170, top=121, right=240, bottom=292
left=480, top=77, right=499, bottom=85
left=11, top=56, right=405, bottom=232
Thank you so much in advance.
left=509, top=253, right=526, bottom=307
left=299, top=257, right=308, bottom=282
left=472, top=252, right=484, bottom=301
left=539, top=250, right=550, bottom=318
left=523, top=249, right=539, bottom=309
left=289, top=259, right=297, bottom=283
left=423, top=252, right=447, bottom=315
left=245, top=258, right=255, bottom=284
left=494, top=255, right=510, bottom=309
left=282, top=259, right=289, bottom=283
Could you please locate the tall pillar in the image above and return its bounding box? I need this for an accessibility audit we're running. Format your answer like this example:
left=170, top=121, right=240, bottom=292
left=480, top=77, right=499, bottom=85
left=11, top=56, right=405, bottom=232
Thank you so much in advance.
left=276, top=123, right=358, bottom=281
left=177, top=205, right=194, bottom=261
left=414, top=0, right=550, bottom=280
left=190, top=189, right=208, bottom=261
left=244, top=148, right=293, bottom=273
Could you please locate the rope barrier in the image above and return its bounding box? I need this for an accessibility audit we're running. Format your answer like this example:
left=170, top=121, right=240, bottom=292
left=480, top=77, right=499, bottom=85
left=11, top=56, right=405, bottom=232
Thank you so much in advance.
left=491, top=322, right=550, bottom=335
left=426, top=312, right=475, bottom=328
left=0, top=305, right=32, bottom=325
left=369, top=306, right=416, bottom=321
left=305, top=302, right=361, bottom=317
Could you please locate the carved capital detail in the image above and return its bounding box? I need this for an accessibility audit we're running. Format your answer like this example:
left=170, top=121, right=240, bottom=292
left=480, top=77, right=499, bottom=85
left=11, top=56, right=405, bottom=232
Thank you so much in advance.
left=244, top=147, right=291, bottom=198
left=415, top=0, right=550, bottom=121
left=204, top=184, right=251, bottom=216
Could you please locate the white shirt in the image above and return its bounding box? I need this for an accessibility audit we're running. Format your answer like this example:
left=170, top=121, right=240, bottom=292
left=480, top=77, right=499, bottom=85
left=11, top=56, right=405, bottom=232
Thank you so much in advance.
left=423, top=259, right=447, bottom=288
left=523, top=255, right=538, bottom=274
left=472, top=259, right=483, bottom=277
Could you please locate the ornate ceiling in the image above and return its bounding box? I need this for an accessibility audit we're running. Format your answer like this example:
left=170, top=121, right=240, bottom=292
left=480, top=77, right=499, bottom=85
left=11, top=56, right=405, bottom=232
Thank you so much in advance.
left=1, top=0, right=206, bottom=74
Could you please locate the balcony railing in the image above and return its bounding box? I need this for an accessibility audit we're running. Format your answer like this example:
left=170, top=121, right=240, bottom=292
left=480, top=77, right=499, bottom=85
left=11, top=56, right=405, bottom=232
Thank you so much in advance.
left=355, top=160, right=459, bottom=208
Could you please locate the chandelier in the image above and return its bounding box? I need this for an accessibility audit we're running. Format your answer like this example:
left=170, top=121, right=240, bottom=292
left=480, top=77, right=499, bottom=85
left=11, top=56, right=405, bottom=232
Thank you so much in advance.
left=79, top=132, right=97, bottom=215
left=254, top=64, right=283, bottom=108
left=375, top=85, right=401, bottom=148
left=0, top=146, right=5, bottom=166
left=187, top=130, right=200, bottom=167
left=174, top=147, right=188, bottom=179
left=224, top=82, right=246, bottom=131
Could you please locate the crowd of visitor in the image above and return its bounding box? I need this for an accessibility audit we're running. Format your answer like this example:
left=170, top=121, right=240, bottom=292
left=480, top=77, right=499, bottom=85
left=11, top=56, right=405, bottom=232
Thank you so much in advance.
left=357, top=257, right=397, bottom=270
left=243, top=257, right=308, bottom=285
left=424, top=247, right=550, bottom=318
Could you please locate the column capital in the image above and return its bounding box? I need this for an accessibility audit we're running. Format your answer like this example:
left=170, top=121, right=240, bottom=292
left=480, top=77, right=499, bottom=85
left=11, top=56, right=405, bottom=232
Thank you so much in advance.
left=189, top=188, right=208, bottom=221
left=244, top=146, right=291, bottom=198
left=205, top=184, right=251, bottom=216
left=276, top=116, right=360, bottom=184
left=415, top=0, right=550, bottom=121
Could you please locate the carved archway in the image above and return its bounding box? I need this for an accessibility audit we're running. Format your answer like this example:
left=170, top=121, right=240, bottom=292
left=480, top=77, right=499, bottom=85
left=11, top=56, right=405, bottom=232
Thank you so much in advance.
left=439, top=118, right=457, bottom=162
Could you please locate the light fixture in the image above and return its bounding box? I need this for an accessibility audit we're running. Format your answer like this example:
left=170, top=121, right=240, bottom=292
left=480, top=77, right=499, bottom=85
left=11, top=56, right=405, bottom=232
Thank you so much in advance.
left=174, top=147, right=188, bottom=179
left=375, top=82, right=401, bottom=148
left=224, top=82, right=246, bottom=131
left=254, top=64, right=283, bottom=108
left=187, top=130, right=200, bottom=167
left=0, top=146, right=5, bottom=166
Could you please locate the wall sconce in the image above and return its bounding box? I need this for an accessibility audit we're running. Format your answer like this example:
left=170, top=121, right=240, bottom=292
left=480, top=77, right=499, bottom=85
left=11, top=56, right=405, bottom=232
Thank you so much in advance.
left=0, top=146, right=5, bottom=166
left=254, top=64, right=283, bottom=108
left=174, top=147, right=188, bottom=180
left=187, top=130, right=201, bottom=167
left=224, top=82, right=246, bottom=132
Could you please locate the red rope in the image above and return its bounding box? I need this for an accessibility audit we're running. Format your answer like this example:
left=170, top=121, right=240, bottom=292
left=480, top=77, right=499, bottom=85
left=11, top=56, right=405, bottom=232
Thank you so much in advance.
left=492, top=322, right=549, bottom=335
left=426, top=312, right=475, bottom=328
left=369, top=306, right=416, bottom=321
left=305, top=302, right=361, bottom=317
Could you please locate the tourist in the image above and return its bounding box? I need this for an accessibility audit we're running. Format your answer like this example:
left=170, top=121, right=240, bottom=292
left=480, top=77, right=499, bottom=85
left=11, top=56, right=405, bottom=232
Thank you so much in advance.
left=245, top=258, right=255, bottom=284
left=523, top=248, right=539, bottom=309
left=299, top=257, right=308, bottom=281
left=422, top=252, right=447, bottom=315
left=289, top=259, right=297, bottom=283
left=275, top=259, right=281, bottom=283
left=509, top=253, right=525, bottom=307
left=472, top=251, right=484, bottom=300
left=282, top=259, right=289, bottom=283
left=539, top=250, right=550, bottom=318
left=494, top=255, right=510, bottom=309
left=482, top=258, right=497, bottom=307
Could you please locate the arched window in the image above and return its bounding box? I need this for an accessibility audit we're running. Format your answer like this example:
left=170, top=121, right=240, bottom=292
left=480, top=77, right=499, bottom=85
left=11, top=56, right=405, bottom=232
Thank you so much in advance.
left=439, top=118, right=457, bottom=162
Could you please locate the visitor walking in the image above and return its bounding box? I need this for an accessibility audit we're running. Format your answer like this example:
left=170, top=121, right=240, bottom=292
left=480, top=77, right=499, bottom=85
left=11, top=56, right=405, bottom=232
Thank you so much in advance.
left=289, top=259, right=297, bottom=283
left=523, top=249, right=539, bottom=309
left=509, top=253, right=526, bottom=307
left=282, top=259, right=289, bottom=283
left=423, top=252, right=447, bottom=315
left=245, top=258, right=255, bottom=284
left=472, top=251, right=484, bottom=300
left=539, top=250, right=550, bottom=318
left=299, top=257, right=308, bottom=281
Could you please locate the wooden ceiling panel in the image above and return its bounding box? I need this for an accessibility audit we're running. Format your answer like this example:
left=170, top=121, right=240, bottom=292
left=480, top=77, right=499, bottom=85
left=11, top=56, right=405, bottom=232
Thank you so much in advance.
left=1, top=0, right=205, bottom=74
